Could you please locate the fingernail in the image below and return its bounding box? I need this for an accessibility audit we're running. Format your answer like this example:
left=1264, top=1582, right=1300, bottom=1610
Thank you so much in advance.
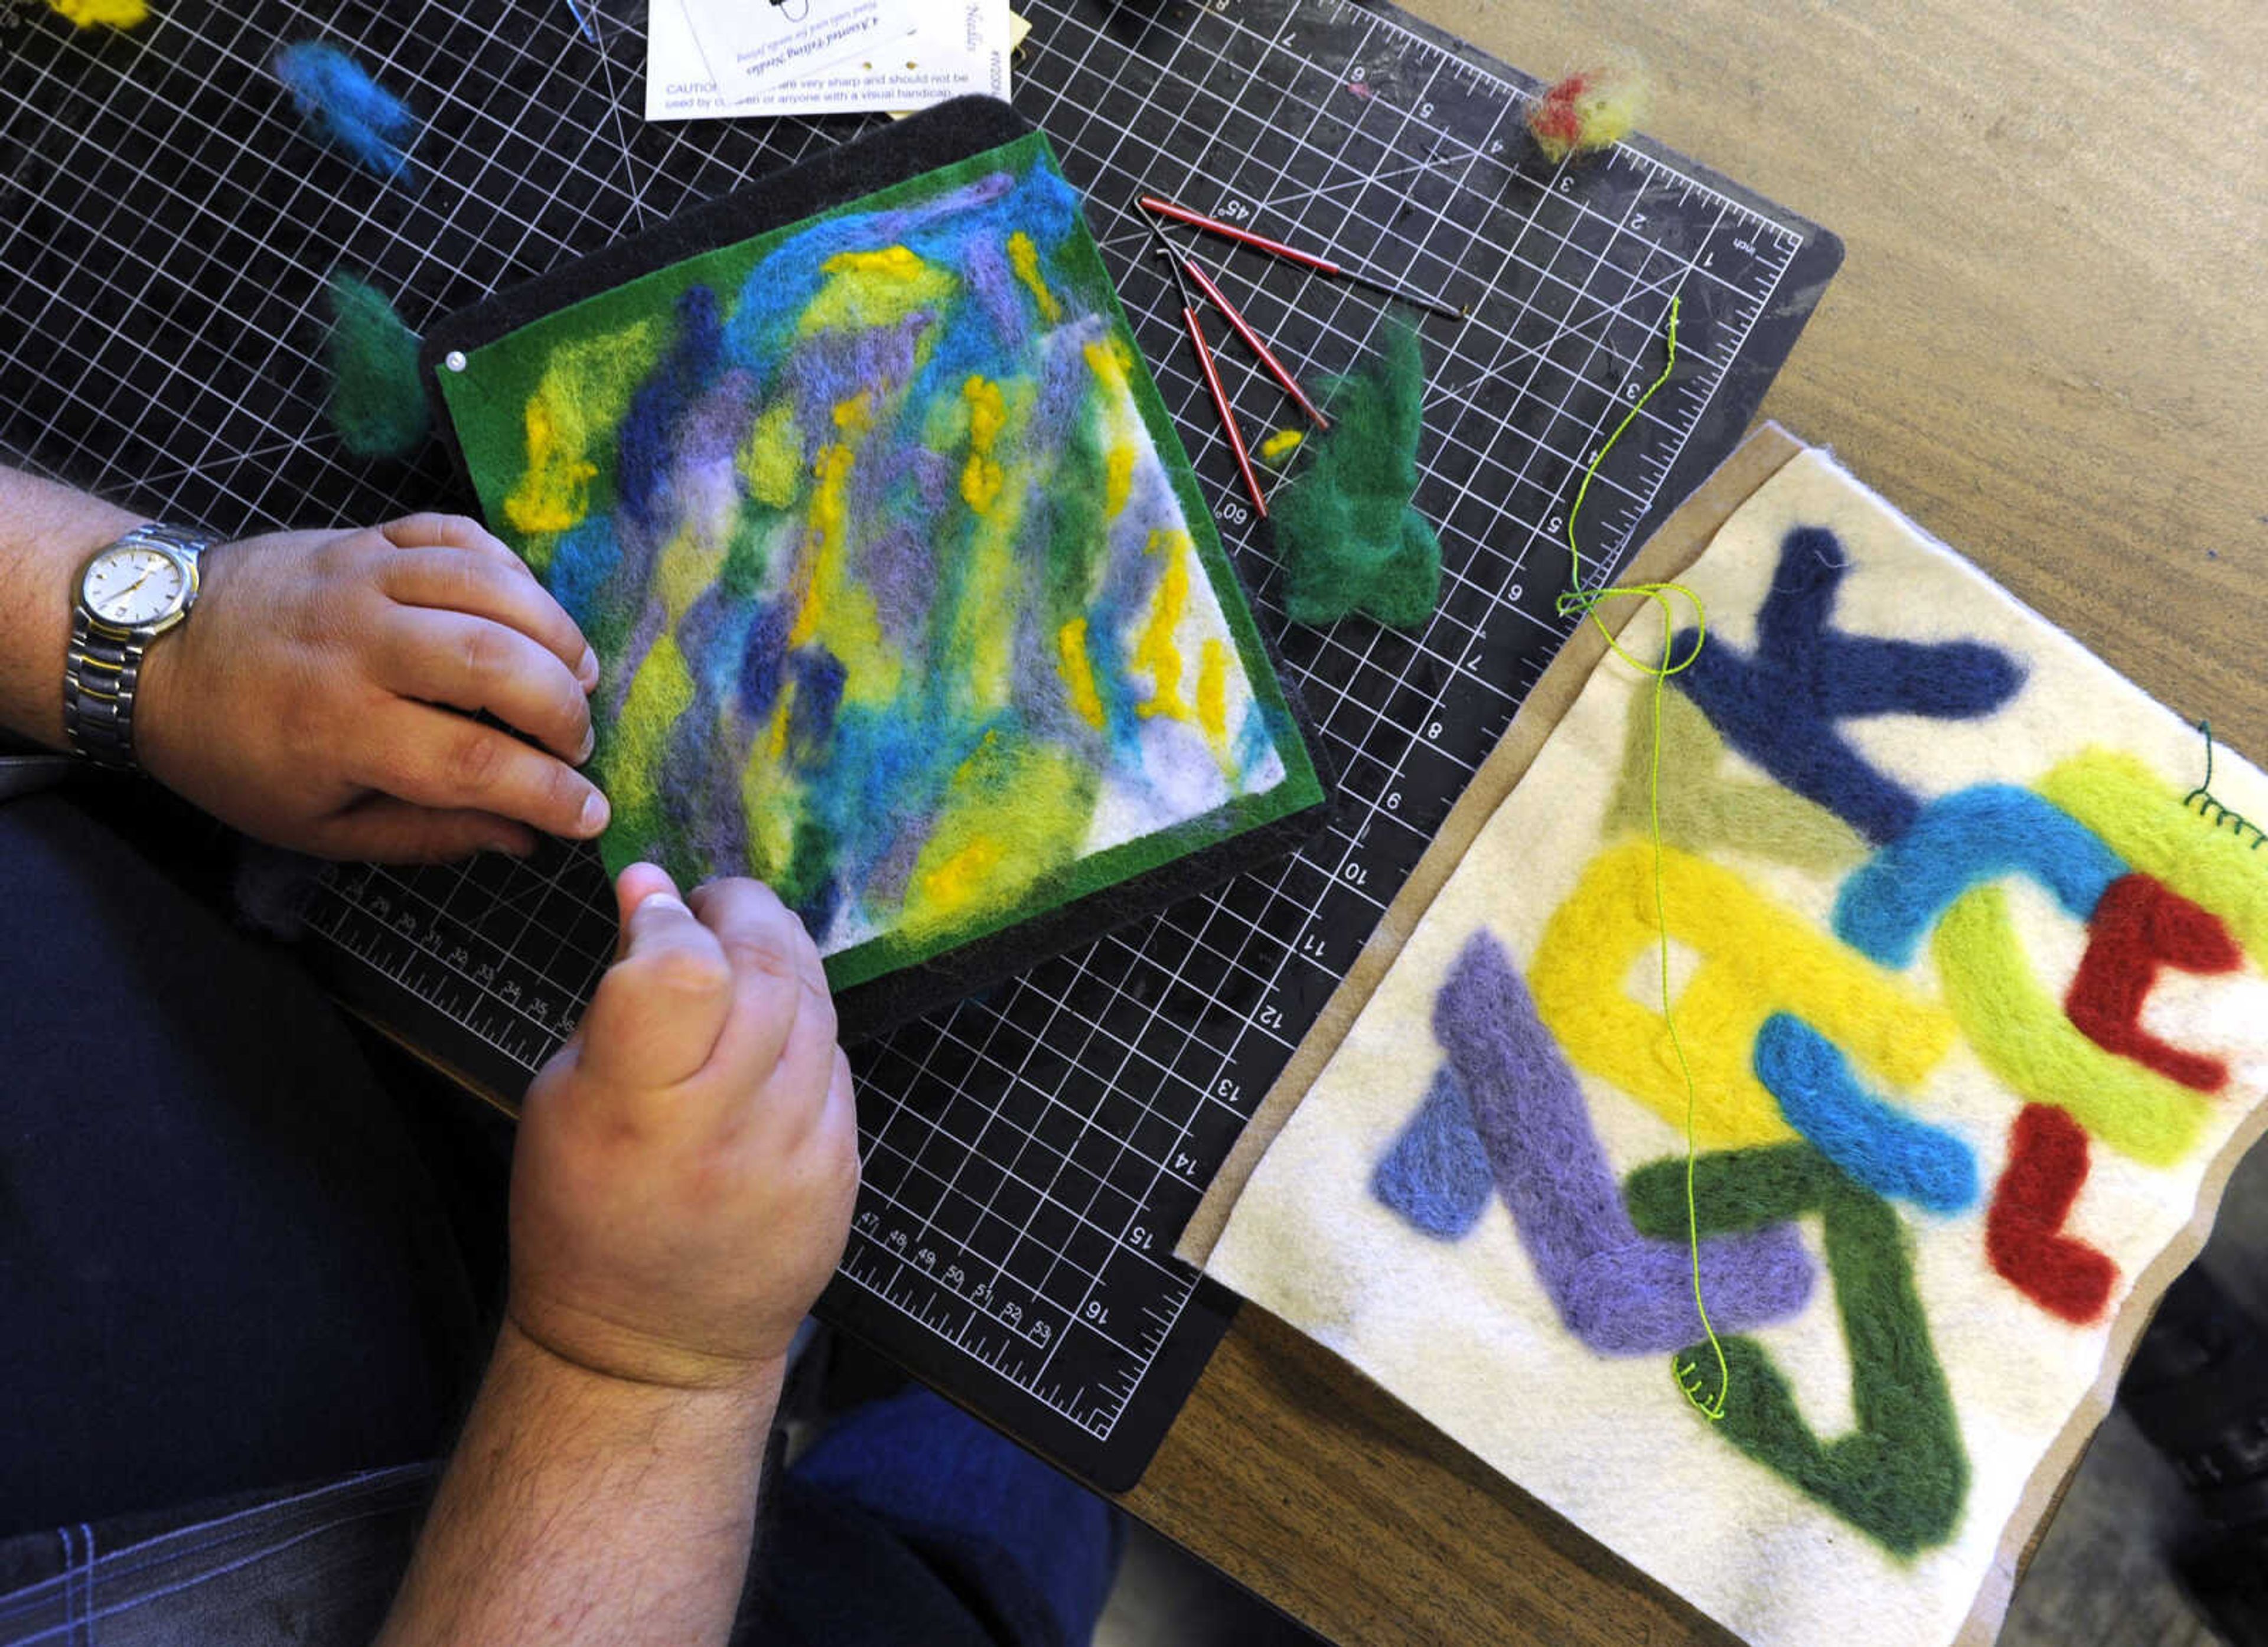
left=578, top=647, right=599, bottom=690
left=576, top=728, right=595, bottom=765
left=639, top=892, right=690, bottom=917
left=579, top=790, right=610, bottom=834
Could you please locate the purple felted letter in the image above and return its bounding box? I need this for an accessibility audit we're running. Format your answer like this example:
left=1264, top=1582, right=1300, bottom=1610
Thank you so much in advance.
left=1433, top=931, right=1816, bottom=1355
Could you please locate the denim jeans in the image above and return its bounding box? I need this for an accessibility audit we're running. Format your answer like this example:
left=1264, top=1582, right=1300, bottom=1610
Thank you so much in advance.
left=0, top=791, right=1120, bottom=1645
left=0, top=1467, right=434, bottom=1646
left=0, top=1387, right=1122, bottom=1647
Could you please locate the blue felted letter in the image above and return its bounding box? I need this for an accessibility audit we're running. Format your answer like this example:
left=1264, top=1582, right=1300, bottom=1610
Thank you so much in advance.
left=1673, top=526, right=2025, bottom=844
left=1833, top=785, right=2126, bottom=968
left=1754, top=1013, right=1978, bottom=1213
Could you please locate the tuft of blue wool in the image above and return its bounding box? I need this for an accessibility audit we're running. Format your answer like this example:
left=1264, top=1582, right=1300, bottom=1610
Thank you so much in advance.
left=271, top=42, right=418, bottom=182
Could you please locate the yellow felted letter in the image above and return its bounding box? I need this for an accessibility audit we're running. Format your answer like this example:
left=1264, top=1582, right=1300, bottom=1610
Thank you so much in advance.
left=2039, top=751, right=2268, bottom=963
left=1530, top=841, right=1956, bottom=1146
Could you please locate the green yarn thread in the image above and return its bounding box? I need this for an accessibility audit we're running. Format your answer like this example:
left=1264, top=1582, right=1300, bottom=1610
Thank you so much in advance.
left=324, top=272, right=430, bottom=460
left=1269, top=319, right=1442, bottom=628
left=1552, top=294, right=1731, bottom=1421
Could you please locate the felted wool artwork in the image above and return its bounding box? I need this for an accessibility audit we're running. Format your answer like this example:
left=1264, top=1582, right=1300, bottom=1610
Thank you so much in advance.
left=1203, top=448, right=2268, bottom=1647
left=438, top=133, right=1323, bottom=993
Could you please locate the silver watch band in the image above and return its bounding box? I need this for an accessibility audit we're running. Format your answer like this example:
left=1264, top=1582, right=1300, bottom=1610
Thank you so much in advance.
left=63, top=523, right=208, bottom=773
left=63, top=606, right=147, bottom=770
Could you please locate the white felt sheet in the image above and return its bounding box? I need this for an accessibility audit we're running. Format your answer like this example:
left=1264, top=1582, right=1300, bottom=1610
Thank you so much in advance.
left=1205, top=449, right=2268, bottom=1647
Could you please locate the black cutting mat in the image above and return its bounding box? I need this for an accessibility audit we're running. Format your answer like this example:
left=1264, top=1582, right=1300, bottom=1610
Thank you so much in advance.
left=0, top=0, right=1840, bottom=1489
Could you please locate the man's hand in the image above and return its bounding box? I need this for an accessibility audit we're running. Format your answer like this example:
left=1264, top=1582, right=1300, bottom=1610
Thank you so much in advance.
left=511, top=863, right=861, bottom=1390
left=378, top=866, right=858, bottom=1646
left=135, top=513, right=608, bottom=861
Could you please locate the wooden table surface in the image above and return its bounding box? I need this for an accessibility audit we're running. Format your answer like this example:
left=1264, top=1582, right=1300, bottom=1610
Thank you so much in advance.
left=1117, top=2, right=2268, bottom=1643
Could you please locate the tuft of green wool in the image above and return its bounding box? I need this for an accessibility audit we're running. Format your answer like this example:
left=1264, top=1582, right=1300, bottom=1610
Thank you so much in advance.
left=1269, top=318, right=1442, bottom=630
left=325, top=272, right=430, bottom=460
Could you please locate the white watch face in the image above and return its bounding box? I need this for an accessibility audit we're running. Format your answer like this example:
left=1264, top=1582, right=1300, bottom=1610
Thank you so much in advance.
left=83, top=544, right=189, bottom=628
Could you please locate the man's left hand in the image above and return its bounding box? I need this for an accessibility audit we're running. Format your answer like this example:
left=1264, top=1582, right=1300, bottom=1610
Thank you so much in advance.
left=136, top=513, right=609, bottom=861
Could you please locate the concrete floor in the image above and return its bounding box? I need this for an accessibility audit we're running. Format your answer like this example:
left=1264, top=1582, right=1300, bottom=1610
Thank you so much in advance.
left=1094, top=1520, right=1324, bottom=1647
left=1099, top=1131, right=2268, bottom=1647
left=1998, top=1129, right=2268, bottom=1647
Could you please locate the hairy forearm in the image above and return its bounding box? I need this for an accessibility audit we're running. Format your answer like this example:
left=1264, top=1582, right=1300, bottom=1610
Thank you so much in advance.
left=0, top=465, right=141, bottom=748
left=377, top=1320, right=779, bottom=1647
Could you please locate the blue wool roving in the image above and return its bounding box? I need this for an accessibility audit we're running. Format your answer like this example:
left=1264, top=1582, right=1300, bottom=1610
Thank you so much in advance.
left=271, top=43, right=417, bottom=181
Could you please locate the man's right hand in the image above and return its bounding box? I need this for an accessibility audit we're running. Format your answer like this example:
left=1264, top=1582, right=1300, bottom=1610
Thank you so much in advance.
left=507, top=864, right=861, bottom=1394
left=380, top=869, right=856, bottom=1646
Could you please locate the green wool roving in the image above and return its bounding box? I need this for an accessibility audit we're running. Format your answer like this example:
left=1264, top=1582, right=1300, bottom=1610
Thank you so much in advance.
left=1269, top=318, right=1442, bottom=630
left=325, top=272, right=430, bottom=460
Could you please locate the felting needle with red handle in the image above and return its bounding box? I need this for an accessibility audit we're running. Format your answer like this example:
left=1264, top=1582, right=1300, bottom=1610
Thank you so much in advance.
left=1140, top=194, right=1467, bottom=321
left=1149, top=221, right=1269, bottom=519
left=1172, top=246, right=1332, bottom=430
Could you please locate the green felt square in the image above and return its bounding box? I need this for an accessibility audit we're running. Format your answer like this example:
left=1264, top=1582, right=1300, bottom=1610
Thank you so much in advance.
left=435, top=132, right=1322, bottom=992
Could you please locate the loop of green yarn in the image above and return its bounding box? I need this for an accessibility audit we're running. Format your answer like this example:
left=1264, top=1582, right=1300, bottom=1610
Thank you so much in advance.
left=325, top=272, right=430, bottom=461
left=1269, top=319, right=1442, bottom=629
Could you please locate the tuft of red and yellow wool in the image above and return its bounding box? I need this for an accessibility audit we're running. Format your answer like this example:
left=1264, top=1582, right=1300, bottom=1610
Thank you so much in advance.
left=1528, top=58, right=1650, bottom=164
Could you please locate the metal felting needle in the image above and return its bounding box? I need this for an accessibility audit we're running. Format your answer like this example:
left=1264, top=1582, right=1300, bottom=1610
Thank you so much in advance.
left=1139, top=193, right=1467, bottom=321
left=1160, top=229, right=1332, bottom=430
left=1149, top=217, right=1269, bottom=519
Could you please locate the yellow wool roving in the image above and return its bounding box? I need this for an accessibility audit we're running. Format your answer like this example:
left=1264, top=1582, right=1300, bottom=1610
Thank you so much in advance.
left=48, top=0, right=149, bottom=27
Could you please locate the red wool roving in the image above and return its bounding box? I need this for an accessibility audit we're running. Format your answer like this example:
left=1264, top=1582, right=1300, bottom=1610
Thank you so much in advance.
left=2065, top=872, right=2244, bottom=1092
left=1986, top=1103, right=2119, bottom=1325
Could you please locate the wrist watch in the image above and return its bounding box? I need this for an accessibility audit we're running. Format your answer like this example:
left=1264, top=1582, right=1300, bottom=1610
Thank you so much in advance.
left=63, top=522, right=212, bottom=772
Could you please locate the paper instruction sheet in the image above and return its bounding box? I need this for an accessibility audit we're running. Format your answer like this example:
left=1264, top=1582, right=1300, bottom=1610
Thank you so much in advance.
left=682, top=0, right=913, bottom=94
left=650, top=1, right=1013, bottom=122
